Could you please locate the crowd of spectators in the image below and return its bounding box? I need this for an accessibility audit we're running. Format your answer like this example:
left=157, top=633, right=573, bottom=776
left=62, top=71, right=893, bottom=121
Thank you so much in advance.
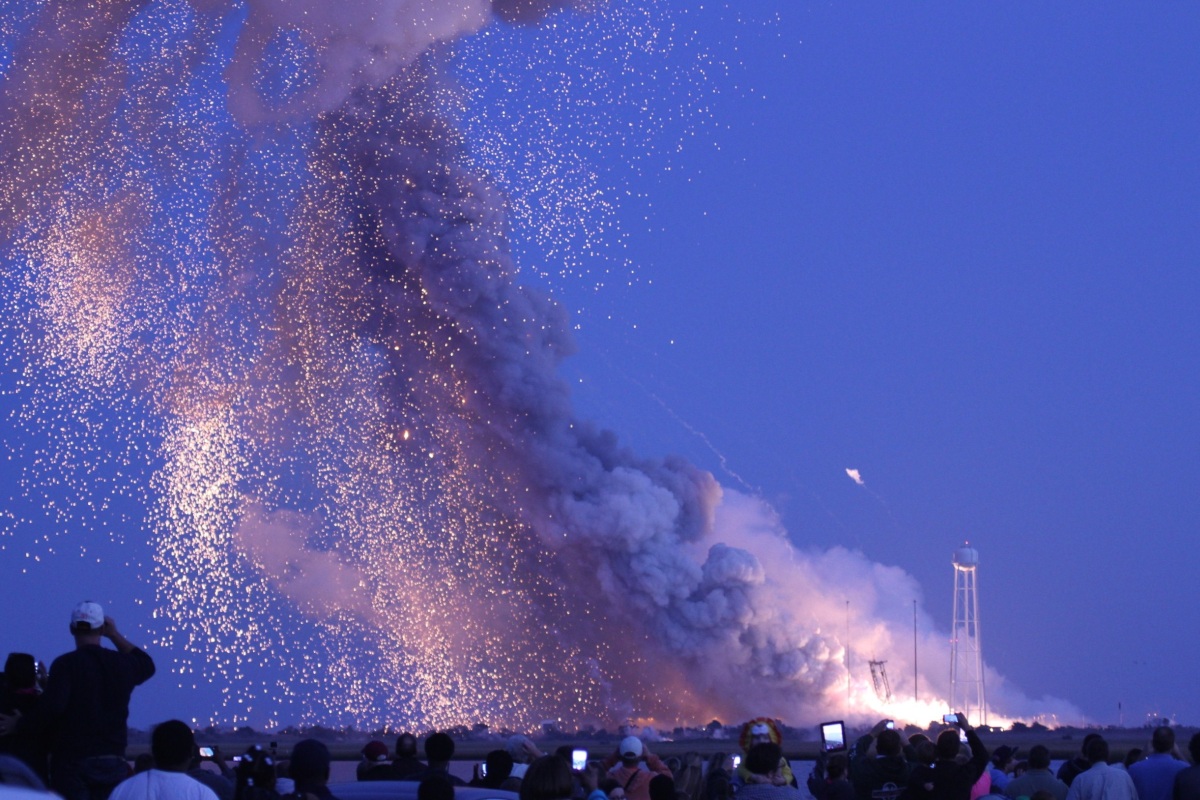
left=6, top=602, right=1200, bottom=800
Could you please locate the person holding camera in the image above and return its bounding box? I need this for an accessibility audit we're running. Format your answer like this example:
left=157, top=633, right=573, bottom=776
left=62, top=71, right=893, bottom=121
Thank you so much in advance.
left=189, top=745, right=236, bottom=800
left=109, top=720, right=218, bottom=800
left=850, top=720, right=911, bottom=800
left=602, top=737, right=673, bottom=800
left=924, top=713, right=989, bottom=800
left=0, top=601, right=155, bottom=800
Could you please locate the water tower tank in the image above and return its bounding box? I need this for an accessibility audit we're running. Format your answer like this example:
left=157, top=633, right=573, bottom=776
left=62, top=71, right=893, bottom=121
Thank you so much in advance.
left=953, top=545, right=979, bottom=568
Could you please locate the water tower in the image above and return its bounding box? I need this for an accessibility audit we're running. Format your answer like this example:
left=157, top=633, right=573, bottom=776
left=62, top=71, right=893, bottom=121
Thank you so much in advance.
left=950, top=543, right=987, bottom=725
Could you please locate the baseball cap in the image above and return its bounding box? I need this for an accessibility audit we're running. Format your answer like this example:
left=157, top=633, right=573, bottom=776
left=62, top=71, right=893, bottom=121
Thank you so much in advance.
left=619, top=737, right=643, bottom=759
left=70, top=601, right=104, bottom=631
left=362, top=741, right=388, bottom=762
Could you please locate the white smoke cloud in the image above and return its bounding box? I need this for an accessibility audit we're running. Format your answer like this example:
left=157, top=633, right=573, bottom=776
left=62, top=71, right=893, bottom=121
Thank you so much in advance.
left=846, top=467, right=864, bottom=485
left=232, top=503, right=374, bottom=619
left=209, top=0, right=588, bottom=125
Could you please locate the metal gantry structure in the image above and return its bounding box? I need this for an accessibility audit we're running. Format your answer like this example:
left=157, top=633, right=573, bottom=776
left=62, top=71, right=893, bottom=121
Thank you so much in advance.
left=950, top=543, right=987, bottom=725
left=869, top=659, right=893, bottom=703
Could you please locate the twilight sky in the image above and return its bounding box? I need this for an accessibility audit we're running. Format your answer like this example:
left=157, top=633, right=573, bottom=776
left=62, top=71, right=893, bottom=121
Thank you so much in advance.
left=1, top=1, right=1198, bottom=730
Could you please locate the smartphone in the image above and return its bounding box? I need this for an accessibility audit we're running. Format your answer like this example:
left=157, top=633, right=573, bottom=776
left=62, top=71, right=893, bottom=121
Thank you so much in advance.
left=198, top=747, right=214, bottom=758
left=885, top=720, right=895, bottom=730
left=820, top=720, right=847, bottom=752
left=571, top=749, right=588, bottom=771
left=942, top=713, right=959, bottom=724
left=478, top=762, right=488, bottom=778
left=732, top=755, right=741, bottom=770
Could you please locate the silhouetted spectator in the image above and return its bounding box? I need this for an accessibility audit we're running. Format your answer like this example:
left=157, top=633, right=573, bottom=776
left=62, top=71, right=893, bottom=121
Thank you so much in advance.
left=906, top=736, right=932, bottom=764
left=989, top=748, right=1019, bottom=792
left=851, top=721, right=911, bottom=800
left=736, top=743, right=803, bottom=800
left=925, top=714, right=988, bottom=800
left=600, top=779, right=622, bottom=800
left=1131, top=727, right=1187, bottom=800
left=522, top=756, right=576, bottom=800
left=471, top=750, right=515, bottom=789
left=1065, top=737, right=1136, bottom=800
left=674, top=752, right=704, bottom=800
left=234, top=746, right=280, bottom=800
left=706, top=754, right=733, bottom=800
left=809, top=753, right=854, bottom=800
left=1, top=602, right=155, bottom=800
left=189, top=744, right=235, bottom=800
left=602, top=738, right=673, bottom=800
left=357, top=741, right=392, bottom=781
left=110, top=720, right=217, bottom=800
left=1123, top=751, right=1145, bottom=772
left=405, top=733, right=465, bottom=786
left=1004, top=745, right=1067, bottom=800
left=0, top=653, right=47, bottom=780
left=1172, top=733, right=1200, bottom=800
left=288, top=739, right=338, bottom=800
left=649, top=774, right=676, bottom=800
left=1059, top=735, right=1102, bottom=788
left=391, top=733, right=426, bottom=780
left=509, top=735, right=546, bottom=780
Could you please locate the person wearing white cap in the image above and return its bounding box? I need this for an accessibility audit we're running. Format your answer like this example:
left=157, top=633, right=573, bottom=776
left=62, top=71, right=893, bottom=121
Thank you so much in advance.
left=0, top=601, right=155, bottom=800
left=601, top=737, right=672, bottom=800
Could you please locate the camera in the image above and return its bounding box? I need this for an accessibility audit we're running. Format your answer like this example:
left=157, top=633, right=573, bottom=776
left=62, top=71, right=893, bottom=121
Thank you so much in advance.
left=198, top=747, right=214, bottom=759
left=820, top=720, right=847, bottom=752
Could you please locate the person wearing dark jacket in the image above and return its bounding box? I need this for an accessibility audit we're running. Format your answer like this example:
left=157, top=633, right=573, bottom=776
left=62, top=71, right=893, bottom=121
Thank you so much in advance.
left=810, top=753, right=856, bottom=800
left=1057, top=735, right=1101, bottom=789
left=0, top=653, right=48, bottom=780
left=470, top=750, right=515, bottom=789
left=926, top=714, right=989, bottom=800
left=1173, top=732, right=1200, bottom=800
left=0, top=602, right=155, bottom=800
left=391, top=733, right=426, bottom=780
left=289, top=739, right=339, bottom=800
left=403, top=733, right=466, bottom=787
left=851, top=721, right=912, bottom=800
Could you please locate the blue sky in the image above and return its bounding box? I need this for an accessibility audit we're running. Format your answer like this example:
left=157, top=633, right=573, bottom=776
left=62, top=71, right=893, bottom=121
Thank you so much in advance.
left=1, top=1, right=1199, bottom=729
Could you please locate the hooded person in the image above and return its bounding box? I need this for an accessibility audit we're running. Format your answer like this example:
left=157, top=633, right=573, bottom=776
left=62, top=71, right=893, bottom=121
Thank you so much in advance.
left=737, top=720, right=795, bottom=788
